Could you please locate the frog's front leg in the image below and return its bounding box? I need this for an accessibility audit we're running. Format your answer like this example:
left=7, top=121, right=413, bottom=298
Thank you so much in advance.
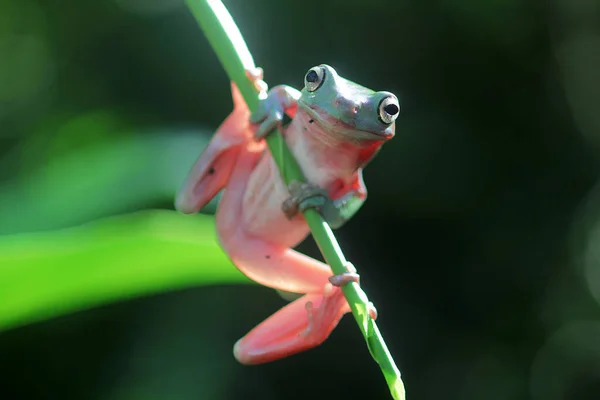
left=250, top=85, right=301, bottom=140
left=282, top=170, right=368, bottom=229
left=279, top=173, right=372, bottom=293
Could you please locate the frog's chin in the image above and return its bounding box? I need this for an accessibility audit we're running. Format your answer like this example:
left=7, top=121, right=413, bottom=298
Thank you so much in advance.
left=299, top=103, right=394, bottom=141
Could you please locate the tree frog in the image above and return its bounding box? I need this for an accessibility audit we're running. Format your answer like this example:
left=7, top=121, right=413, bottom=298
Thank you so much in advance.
left=176, top=64, right=399, bottom=364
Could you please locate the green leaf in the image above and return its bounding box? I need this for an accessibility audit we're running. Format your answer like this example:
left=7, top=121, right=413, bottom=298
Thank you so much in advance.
left=0, top=128, right=216, bottom=235
left=0, top=209, right=251, bottom=331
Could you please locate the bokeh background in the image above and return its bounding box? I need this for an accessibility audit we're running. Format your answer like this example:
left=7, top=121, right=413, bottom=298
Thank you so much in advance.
left=2, top=0, right=600, bottom=399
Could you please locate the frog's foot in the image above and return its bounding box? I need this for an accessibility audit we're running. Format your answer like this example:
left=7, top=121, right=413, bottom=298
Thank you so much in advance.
left=249, top=96, right=285, bottom=141
left=301, top=286, right=350, bottom=342
left=282, top=180, right=329, bottom=219
left=328, top=261, right=359, bottom=286
left=245, top=67, right=268, bottom=94
left=233, top=290, right=350, bottom=365
left=328, top=272, right=360, bottom=287
left=327, top=263, right=378, bottom=320
left=249, top=84, right=299, bottom=141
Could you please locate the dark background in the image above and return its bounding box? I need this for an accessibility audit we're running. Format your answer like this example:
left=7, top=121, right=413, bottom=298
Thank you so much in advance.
left=2, top=0, right=600, bottom=399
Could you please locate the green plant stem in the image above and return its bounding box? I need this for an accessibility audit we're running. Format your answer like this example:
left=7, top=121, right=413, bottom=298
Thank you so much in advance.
left=185, top=1, right=405, bottom=398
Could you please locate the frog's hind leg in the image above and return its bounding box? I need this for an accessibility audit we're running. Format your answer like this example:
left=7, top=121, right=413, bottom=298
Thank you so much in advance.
left=216, top=150, right=355, bottom=364
left=215, top=151, right=335, bottom=295
left=233, top=290, right=350, bottom=365
left=176, top=83, right=257, bottom=214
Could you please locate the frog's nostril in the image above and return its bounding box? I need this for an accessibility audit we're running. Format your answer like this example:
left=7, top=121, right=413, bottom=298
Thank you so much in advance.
left=335, top=97, right=360, bottom=113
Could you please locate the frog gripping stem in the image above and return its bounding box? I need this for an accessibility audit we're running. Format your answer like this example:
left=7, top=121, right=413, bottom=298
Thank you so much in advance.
left=282, top=180, right=330, bottom=219
left=185, top=1, right=406, bottom=399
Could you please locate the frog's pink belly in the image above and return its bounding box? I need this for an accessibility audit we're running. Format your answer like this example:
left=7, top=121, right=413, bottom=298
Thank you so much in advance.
left=240, top=154, right=310, bottom=247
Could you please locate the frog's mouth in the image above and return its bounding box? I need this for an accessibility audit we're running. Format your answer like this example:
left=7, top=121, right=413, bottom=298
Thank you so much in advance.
left=298, top=102, right=394, bottom=141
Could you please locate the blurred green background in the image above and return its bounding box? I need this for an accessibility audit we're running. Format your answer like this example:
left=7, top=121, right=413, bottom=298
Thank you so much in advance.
left=2, top=0, right=600, bottom=399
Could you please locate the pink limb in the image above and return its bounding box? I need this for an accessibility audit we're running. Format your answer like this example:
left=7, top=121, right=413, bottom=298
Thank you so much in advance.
left=175, top=83, right=255, bottom=214
left=233, top=288, right=350, bottom=365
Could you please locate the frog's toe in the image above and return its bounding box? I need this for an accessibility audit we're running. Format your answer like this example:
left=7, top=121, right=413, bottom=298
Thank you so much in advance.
left=245, top=67, right=268, bottom=93
left=253, top=109, right=284, bottom=140
left=368, top=302, right=378, bottom=320
left=282, top=180, right=329, bottom=219
left=302, top=287, right=349, bottom=341
left=327, top=264, right=377, bottom=320
left=328, top=262, right=359, bottom=286
left=328, top=272, right=360, bottom=287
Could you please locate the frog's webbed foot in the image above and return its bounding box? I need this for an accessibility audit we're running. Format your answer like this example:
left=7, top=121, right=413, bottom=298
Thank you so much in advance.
left=329, top=263, right=361, bottom=287
left=282, top=180, right=362, bottom=229
left=249, top=84, right=301, bottom=140
left=303, top=277, right=377, bottom=341
left=250, top=98, right=284, bottom=140
left=245, top=67, right=276, bottom=141
left=282, top=180, right=330, bottom=219
left=302, top=289, right=347, bottom=342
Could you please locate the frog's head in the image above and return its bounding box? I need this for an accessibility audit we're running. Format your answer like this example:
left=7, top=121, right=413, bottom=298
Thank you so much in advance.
left=298, top=64, right=399, bottom=140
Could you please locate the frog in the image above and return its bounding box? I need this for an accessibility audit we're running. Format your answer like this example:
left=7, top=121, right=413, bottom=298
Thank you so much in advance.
left=176, top=64, right=399, bottom=364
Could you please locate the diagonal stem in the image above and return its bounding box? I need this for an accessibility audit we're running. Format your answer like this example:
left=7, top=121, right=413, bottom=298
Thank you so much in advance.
left=185, top=1, right=405, bottom=398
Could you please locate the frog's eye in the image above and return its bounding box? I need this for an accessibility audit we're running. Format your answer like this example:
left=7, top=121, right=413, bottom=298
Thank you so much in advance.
left=378, top=96, right=400, bottom=124
left=304, top=66, right=326, bottom=92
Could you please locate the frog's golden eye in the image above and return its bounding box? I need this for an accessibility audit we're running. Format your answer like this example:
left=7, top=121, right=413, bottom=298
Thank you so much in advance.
left=304, top=66, right=326, bottom=92
left=378, top=96, right=400, bottom=124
